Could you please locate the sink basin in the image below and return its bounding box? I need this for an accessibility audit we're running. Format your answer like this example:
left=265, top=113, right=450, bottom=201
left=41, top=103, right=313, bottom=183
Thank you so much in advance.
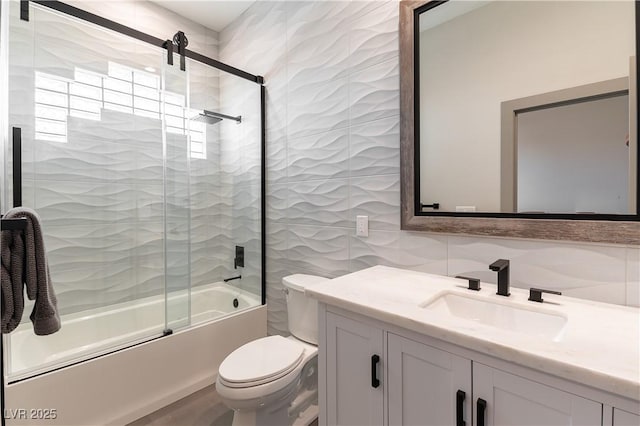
left=422, top=292, right=567, bottom=341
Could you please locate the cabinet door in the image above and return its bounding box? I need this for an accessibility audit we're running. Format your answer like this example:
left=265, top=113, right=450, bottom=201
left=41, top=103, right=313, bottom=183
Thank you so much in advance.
left=325, top=312, right=384, bottom=426
left=473, top=363, right=602, bottom=426
left=388, top=333, right=472, bottom=426
left=613, top=408, right=640, bottom=425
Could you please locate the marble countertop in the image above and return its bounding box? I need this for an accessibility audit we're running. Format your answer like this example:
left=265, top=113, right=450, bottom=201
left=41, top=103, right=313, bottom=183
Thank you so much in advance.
left=306, top=265, right=640, bottom=401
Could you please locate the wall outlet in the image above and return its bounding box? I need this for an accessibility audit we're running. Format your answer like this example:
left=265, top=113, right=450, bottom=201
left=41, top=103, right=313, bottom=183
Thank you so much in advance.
left=356, top=215, right=369, bottom=237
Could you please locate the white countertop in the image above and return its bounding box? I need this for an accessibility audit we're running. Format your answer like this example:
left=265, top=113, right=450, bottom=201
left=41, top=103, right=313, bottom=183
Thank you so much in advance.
left=306, top=265, right=640, bottom=401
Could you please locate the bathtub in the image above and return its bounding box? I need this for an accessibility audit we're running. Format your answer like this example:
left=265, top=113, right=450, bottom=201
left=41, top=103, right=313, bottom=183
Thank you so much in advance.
left=4, top=282, right=267, bottom=425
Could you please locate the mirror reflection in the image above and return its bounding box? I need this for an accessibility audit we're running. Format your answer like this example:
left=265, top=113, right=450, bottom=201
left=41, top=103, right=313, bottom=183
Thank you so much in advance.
left=417, top=0, right=637, bottom=215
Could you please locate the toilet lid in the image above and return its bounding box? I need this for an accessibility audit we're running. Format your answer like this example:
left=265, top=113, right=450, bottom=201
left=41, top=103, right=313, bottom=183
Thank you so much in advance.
left=218, top=336, right=304, bottom=386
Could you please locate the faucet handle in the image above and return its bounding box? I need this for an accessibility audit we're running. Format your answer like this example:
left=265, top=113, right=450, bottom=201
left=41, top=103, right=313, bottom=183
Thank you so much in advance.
left=528, top=288, right=562, bottom=303
left=455, top=275, right=481, bottom=291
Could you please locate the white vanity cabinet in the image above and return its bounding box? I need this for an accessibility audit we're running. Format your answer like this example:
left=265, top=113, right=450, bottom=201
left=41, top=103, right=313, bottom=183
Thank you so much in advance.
left=473, top=363, right=601, bottom=426
left=324, top=312, right=384, bottom=425
left=321, top=309, right=605, bottom=426
left=387, top=333, right=472, bottom=425
left=613, top=409, right=640, bottom=426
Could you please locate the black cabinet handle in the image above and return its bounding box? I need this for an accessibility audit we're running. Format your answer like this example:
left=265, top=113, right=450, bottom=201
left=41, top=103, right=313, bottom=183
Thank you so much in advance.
left=477, top=398, right=487, bottom=426
left=456, top=390, right=466, bottom=426
left=371, top=354, right=380, bottom=388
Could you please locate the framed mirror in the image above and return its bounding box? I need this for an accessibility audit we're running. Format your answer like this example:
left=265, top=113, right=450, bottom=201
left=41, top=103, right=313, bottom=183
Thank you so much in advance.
left=400, top=0, right=640, bottom=244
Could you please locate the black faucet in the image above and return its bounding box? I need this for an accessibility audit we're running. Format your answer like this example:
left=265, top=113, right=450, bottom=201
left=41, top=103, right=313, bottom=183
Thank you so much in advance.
left=489, top=259, right=510, bottom=296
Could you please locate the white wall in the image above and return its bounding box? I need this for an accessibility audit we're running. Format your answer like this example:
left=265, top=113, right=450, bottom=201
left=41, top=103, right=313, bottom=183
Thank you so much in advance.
left=419, top=0, right=635, bottom=212
left=219, top=1, right=640, bottom=337
left=517, top=95, right=630, bottom=214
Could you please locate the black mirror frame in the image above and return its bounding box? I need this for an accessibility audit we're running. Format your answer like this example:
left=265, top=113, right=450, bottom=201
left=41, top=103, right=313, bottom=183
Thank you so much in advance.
left=399, top=0, right=640, bottom=244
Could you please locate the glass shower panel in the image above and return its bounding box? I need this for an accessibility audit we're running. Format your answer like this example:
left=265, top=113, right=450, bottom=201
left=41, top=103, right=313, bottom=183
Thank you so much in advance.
left=4, top=2, right=167, bottom=380
left=163, top=52, right=191, bottom=331
left=187, top=59, right=262, bottom=326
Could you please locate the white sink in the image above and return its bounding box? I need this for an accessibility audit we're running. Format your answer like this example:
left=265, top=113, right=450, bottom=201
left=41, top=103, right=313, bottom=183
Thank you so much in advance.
left=421, top=292, right=567, bottom=342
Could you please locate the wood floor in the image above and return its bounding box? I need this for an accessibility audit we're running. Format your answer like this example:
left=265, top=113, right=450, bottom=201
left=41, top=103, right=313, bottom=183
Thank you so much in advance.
left=128, top=385, right=319, bottom=426
left=127, top=385, right=233, bottom=426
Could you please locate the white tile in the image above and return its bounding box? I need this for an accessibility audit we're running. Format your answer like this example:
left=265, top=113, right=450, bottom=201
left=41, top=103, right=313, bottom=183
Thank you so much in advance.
left=350, top=1, right=399, bottom=73
left=267, top=183, right=288, bottom=223
left=350, top=174, right=400, bottom=230
left=448, top=236, right=628, bottom=305
left=350, top=116, right=400, bottom=177
left=287, top=179, right=350, bottom=227
left=267, top=130, right=287, bottom=183
left=350, top=58, right=400, bottom=126
left=288, top=128, right=349, bottom=181
left=287, top=225, right=350, bottom=277
left=627, top=247, right=640, bottom=307
left=287, top=77, right=350, bottom=138
left=286, top=1, right=351, bottom=88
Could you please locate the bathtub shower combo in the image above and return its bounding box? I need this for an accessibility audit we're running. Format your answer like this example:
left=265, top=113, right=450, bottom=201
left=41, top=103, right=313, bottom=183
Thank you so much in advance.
left=0, top=1, right=265, bottom=423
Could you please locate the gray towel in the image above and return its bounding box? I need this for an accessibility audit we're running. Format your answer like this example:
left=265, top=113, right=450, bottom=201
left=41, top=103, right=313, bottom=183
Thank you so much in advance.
left=1, top=207, right=60, bottom=335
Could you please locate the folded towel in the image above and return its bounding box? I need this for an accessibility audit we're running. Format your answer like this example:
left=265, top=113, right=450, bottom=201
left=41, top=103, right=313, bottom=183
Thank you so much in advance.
left=1, top=207, right=60, bottom=335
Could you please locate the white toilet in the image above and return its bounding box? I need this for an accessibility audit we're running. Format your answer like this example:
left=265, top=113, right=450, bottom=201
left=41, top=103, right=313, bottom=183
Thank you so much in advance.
left=216, top=274, right=328, bottom=426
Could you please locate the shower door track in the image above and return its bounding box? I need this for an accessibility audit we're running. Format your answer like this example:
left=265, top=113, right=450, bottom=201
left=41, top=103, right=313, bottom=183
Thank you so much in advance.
left=3, top=3, right=268, bottom=424
left=24, top=0, right=265, bottom=84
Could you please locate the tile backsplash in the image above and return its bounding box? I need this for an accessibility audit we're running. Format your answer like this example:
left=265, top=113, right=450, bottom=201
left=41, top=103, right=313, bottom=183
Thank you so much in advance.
left=219, top=0, right=639, bottom=335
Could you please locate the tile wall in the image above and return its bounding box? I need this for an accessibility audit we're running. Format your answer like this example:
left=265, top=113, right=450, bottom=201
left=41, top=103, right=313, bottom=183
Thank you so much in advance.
left=219, top=0, right=640, bottom=335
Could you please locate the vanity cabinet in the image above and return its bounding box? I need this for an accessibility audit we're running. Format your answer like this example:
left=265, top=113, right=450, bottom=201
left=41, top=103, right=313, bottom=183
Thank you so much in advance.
left=473, top=363, right=601, bottom=426
left=325, top=312, right=384, bottom=425
left=613, top=409, right=640, bottom=426
left=387, top=333, right=472, bottom=425
left=322, top=310, right=604, bottom=426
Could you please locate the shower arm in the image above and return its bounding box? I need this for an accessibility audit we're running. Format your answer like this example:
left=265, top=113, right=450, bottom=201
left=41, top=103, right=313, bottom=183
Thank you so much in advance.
left=201, top=110, right=242, bottom=123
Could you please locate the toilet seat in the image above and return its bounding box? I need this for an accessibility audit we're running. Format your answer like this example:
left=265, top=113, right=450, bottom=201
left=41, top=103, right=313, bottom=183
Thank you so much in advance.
left=218, top=336, right=304, bottom=388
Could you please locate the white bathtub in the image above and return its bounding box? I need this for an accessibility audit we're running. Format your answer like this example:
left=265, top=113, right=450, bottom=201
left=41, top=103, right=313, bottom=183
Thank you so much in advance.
left=5, top=282, right=267, bottom=425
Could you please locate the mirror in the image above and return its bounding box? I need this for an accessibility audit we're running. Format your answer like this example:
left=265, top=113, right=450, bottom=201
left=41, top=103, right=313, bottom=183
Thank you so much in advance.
left=399, top=0, right=640, bottom=244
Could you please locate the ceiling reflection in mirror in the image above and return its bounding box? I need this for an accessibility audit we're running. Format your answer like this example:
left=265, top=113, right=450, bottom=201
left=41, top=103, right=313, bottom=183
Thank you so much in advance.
left=417, top=0, right=637, bottom=215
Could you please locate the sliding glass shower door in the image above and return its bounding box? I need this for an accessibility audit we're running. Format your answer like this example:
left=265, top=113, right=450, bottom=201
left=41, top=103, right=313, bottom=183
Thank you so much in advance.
left=3, top=2, right=172, bottom=380
left=2, top=0, right=263, bottom=383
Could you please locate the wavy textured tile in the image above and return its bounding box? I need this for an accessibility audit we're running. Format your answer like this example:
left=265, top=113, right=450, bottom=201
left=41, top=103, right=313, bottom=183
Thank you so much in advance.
left=287, top=77, right=349, bottom=138
left=288, top=128, right=349, bottom=181
left=349, top=231, right=401, bottom=272
left=286, top=1, right=350, bottom=89
left=448, top=236, right=627, bottom=305
left=288, top=179, right=349, bottom=227
left=266, top=222, right=289, bottom=264
left=267, top=129, right=287, bottom=183
left=220, top=1, right=286, bottom=76
left=232, top=184, right=262, bottom=223
left=266, top=262, right=292, bottom=336
left=350, top=58, right=400, bottom=126
left=350, top=1, right=399, bottom=73
left=398, top=232, right=449, bottom=274
left=350, top=231, right=448, bottom=274
left=32, top=181, right=163, bottom=226
left=267, top=183, right=288, bottom=223
left=287, top=225, right=350, bottom=277
left=350, top=174, right=400, bottom=230
left=627, top=247, right=640, bottom=307
left=350, top=116, right=400, bottom=177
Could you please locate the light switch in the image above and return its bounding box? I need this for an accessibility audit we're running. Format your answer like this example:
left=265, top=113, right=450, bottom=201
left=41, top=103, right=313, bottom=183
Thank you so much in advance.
left=356, top=215, right=369, bottom=237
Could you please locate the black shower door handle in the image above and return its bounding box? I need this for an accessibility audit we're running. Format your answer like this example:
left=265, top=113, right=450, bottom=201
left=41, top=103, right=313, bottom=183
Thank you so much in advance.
left=12, top=127, right=22, bottom=207
left=371, top=354, right=380, bottom=388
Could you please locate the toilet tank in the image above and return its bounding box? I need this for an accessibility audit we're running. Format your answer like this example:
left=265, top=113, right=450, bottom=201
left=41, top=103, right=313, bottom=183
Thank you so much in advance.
left=282, top=274, right=329, bottom=345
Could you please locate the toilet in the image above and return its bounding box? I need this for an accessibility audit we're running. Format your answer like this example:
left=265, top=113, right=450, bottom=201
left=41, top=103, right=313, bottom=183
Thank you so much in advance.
left=216, top=274, right=329, bottom=426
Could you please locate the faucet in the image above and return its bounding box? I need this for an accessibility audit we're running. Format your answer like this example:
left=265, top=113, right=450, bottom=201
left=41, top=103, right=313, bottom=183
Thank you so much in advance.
left=489, top=259, right=510, bottom=296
